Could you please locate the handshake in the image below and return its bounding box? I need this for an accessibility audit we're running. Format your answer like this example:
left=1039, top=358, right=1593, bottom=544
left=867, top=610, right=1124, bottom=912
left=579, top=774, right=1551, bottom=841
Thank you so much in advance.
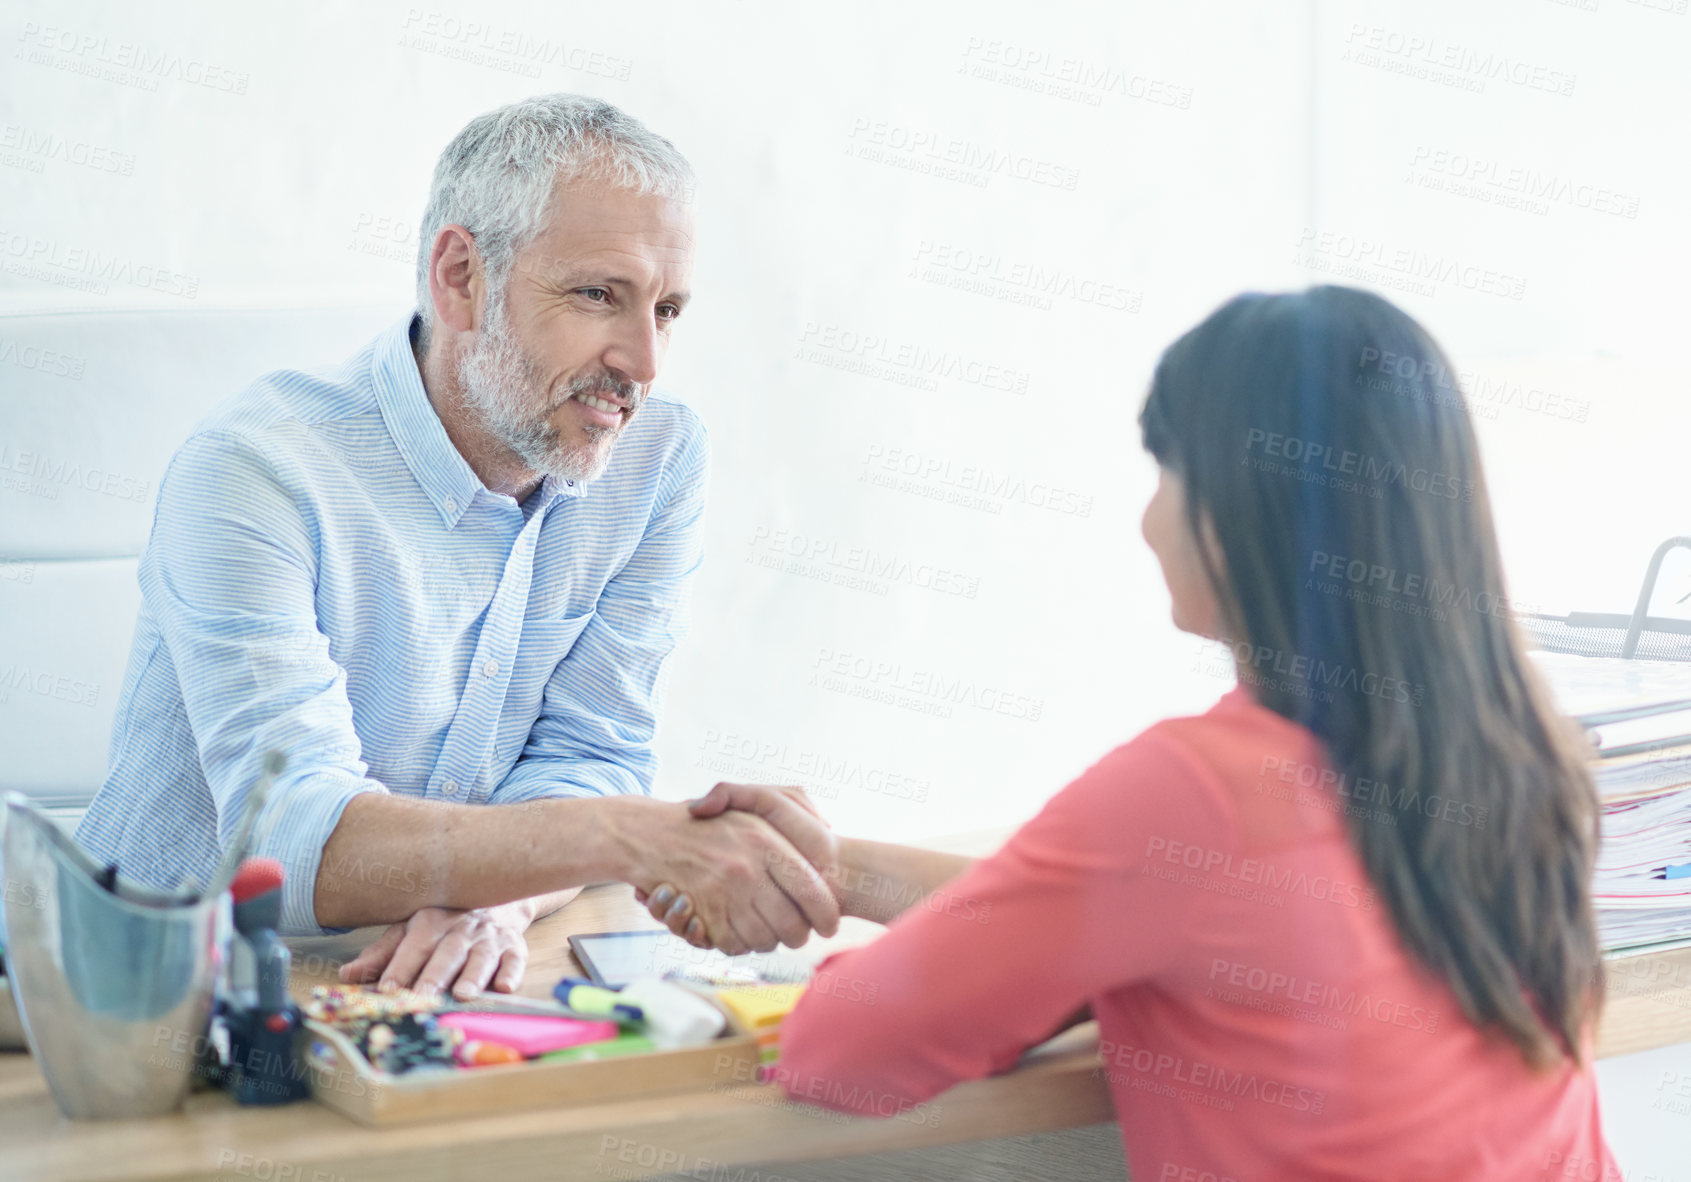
left=621, top=782, right=845, bottom=956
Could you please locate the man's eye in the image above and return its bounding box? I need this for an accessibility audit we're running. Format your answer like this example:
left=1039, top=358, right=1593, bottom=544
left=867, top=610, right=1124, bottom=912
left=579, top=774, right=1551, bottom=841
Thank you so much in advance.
left=656, top=303, right=681, bottom=322
left=579, top=287, right=611, bottom=303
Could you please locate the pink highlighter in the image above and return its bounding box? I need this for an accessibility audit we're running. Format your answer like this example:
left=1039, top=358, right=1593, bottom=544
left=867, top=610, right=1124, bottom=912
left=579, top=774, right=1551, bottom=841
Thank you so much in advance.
left=436, top=1012, right=620, bottom=1058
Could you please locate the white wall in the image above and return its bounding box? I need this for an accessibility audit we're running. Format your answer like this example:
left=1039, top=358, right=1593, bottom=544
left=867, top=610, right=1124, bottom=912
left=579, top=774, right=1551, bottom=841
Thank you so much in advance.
left=1306, top=0, right=1691, bottom=626
left=0, top=0, right=1314, bottom=843
left=4, top=0, right=1687, bottom=835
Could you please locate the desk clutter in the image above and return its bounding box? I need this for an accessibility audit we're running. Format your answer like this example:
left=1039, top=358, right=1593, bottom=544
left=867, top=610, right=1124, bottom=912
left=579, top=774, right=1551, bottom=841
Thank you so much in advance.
left=0, top=758, right=815, bottom=1125
left=296, top=975, right=807, bottom=1126
left=302, top=977, right=736, bottom=1075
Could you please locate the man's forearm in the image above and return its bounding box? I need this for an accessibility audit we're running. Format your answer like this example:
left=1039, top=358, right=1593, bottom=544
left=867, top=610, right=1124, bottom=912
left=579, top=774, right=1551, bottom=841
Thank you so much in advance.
left=831, top=837, right=975, bottom=924
left=314, top=792, right=642, bottom=928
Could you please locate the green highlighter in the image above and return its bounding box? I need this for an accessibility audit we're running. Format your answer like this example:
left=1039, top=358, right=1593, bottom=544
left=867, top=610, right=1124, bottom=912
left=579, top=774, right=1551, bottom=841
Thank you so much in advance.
left=537, top=1031, right=657, bottom=1063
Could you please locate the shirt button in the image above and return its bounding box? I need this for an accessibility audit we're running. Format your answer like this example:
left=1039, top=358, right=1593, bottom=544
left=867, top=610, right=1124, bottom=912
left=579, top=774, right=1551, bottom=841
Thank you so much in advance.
left=482, top=659, right=499, bottom=678
left=444, top=497, right=458, bottom=516
left=441, top=779, right=460, bottom=797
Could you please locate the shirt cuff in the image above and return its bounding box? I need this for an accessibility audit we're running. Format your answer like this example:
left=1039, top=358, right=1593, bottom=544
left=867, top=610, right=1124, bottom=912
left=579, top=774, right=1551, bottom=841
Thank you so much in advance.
left=249, top=770, right=384, bottom=936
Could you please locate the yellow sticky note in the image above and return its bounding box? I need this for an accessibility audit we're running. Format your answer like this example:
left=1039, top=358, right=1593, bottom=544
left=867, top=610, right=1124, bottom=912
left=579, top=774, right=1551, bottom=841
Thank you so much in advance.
left=715, top=984, right=807, bottom=1031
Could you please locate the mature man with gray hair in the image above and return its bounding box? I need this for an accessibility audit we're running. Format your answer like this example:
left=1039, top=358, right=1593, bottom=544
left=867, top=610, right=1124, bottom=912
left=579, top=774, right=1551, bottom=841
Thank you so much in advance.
left=77, top=94, right=837, bottom=998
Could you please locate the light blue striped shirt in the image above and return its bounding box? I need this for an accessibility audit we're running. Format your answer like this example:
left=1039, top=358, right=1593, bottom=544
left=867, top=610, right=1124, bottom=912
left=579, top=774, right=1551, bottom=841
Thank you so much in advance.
left=76, top=315, right=709, bottom=934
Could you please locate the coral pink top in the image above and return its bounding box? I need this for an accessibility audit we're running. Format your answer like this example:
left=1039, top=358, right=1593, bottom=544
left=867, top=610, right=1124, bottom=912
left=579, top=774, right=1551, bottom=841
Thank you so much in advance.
left=777, top=688, right=1616, bottom=1181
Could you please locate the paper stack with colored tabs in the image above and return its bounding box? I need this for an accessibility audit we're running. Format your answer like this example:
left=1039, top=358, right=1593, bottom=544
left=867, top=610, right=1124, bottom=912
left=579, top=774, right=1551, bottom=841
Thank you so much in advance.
left=714, top=984, right=806, bottom=1065
left=1534, top=652, right=1691, bottom=953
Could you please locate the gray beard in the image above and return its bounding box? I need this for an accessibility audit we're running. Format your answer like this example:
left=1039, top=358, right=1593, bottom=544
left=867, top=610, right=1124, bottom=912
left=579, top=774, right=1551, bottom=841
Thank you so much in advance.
left=454, top=295, right=642, bottom=485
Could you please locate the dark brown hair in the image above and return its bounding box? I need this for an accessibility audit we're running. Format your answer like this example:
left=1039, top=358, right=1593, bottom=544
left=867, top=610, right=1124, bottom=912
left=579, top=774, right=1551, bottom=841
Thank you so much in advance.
left=1140, top=286, right=1601, bottom=1066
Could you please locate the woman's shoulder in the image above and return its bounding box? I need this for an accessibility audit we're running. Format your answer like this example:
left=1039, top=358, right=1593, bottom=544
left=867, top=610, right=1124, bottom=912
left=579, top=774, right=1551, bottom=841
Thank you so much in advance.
left=1137, top=689, right=1346, bottom=846
left=1063, top=689, right=1331, bottom=825
left=1142, top=686, right=1323, bottom=775
left=1017, top=690, right=1332, bottom=866
left=1030, top=697, right=1259, bottom=842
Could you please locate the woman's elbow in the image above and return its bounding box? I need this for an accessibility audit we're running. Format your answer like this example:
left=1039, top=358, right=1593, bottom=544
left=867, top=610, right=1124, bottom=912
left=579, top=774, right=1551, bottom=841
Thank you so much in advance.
left=773, top=1012, right=942, bottom=1120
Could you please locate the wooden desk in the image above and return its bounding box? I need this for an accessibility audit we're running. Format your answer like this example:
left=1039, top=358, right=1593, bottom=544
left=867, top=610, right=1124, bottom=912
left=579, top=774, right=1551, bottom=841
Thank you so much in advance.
left=0, top=884, right=1113, bottom=1182
left=3, top=881, right=1689, bottom=1182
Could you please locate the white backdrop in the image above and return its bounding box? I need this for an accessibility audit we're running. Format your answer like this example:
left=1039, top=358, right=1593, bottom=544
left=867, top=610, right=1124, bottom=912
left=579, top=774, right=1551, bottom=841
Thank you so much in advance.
left=6, top=0, right=1691, bottom=1173
left=2, top=0, right=1687, bottom=841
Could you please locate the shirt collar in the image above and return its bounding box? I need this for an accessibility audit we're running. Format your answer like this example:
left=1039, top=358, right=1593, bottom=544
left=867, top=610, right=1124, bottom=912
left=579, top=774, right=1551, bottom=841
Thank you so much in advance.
left=529, top=472, right=582, bottom=516
left=371, top=315, right=586, bottom=528
left=372, top=316, right=483, bottom=528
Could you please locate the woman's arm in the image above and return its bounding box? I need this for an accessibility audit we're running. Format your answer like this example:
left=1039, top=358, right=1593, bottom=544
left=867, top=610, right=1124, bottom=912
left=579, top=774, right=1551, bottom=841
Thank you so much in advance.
left=830, top=837, right=977, bottom=924
left=803, top=840, right=1096, bottom=1037
left=770, top=736, right=1236, bottom=1117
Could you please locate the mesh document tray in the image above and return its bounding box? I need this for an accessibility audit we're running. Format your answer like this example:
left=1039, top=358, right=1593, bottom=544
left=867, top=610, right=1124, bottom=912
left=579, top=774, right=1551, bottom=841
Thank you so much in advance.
left=1519, top=536, right=1691, bottom=662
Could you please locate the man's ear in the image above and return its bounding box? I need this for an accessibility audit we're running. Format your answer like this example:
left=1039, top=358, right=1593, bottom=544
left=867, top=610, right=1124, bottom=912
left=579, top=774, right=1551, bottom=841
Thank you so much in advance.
left=425, top=224, right=485, bottom=337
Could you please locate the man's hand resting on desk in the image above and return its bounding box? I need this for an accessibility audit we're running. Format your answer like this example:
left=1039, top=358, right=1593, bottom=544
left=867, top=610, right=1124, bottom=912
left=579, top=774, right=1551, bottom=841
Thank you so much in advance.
left=339, top=899, right=536, bottom=999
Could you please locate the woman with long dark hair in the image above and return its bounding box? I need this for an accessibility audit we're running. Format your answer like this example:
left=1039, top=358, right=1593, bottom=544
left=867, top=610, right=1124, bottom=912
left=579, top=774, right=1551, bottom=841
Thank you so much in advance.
left=654, top=286, right=1616, bottom=1179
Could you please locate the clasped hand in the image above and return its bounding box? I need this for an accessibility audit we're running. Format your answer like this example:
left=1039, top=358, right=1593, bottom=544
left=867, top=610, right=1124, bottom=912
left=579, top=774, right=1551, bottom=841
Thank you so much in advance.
left=632, top=782, right=840, bottom=955
left=339, top=782, right=841, bottom=994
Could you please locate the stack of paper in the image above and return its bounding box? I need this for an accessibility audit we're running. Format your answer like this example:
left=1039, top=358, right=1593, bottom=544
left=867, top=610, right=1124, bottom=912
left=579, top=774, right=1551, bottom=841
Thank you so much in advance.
left=1532, top=652, right=1691, bottom=954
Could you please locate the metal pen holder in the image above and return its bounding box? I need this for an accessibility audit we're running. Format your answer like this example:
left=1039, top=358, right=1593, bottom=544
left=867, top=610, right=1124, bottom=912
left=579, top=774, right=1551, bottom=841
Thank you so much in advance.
left=1, top=793, right=231, bottom=1119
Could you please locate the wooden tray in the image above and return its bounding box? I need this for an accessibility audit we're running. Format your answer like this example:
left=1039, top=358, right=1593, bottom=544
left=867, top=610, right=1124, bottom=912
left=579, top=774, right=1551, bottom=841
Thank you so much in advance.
left=299, top=1008, right=759, bottom=1126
